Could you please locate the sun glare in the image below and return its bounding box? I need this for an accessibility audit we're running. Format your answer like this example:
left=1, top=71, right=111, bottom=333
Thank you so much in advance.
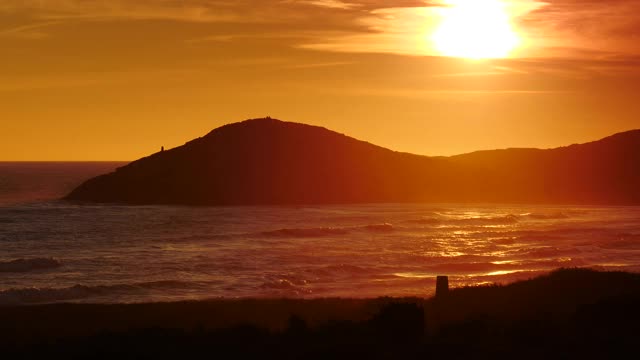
left=432, top=0, right=520, bottom=59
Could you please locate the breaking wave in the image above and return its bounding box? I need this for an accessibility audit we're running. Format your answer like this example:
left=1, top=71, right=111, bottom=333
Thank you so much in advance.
left=407, top=215, right=520, bottom=227
left=361, top=223, right=394, bottom=232
left=407, top=217, right=443, bottom=225
left=259, top=274, right=312, bottom=296
left=260, top=227, right=349, bottom=238
left=0, top=257, right=62, bottom=273
left=0, top=280, right=195, bottom=305
left=525, top=212, right=570, bottom=220
left=259, top=223, right=396, bottom=238
left=451, top=215, right=520, bottom=226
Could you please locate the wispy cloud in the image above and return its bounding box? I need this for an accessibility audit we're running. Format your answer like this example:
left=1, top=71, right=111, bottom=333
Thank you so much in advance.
left=0, top=1, right=241, bottom=23
left=0, top=21, right=60, bottom=39
left=0, top=0, right=432, bottom=23
left=295, top=0, right=359, bottom=9
left=519, top=0, right=640, bottom=56
left=285, top=61, right=354, bottom=68
left=2, top=0, right=640, bottom=64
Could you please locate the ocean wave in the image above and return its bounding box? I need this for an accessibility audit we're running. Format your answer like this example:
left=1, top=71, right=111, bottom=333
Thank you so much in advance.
left=311, top=264, right=374, bottom=277
left=599, top=234, right=640, bottom=249
left=406, top=217, right=442, bottom=225
left=361, top=223, right=395, bottom=232
left=514, top=233, right=569, bottom=242
left=0, top=284, right=107, bottom=304
left=424, top=262, right=507, bottom=274
left=260, top=227, right=349, bottom=238
left=259, top=279, right=312, bottom=295
left=259, top=273, right=312, bottom=295
left=535, top=227, right=614, bottom=237
left=564, top=209, right=591, bottom=216
left=0, top=257, right=62, bottom=273
left=452, top=214, right=520, bottom=226
left=258, top=223, right=395, bottom=238
left=524, top=212, right=570, bottom=220
left=511, top=246, right=579, bottom=259
left=168, top=233, right=234, bottom=242
left=407, top=215, right=520, bottom=226
left=0, top=280, right=195, bottom=305
left=418, top=257, right=586, bottom=276
left=259, top=279, right=299, bottom=290
left=513, top=227, right=617, bottom=242
left=527, top=258, right=587, bottom=268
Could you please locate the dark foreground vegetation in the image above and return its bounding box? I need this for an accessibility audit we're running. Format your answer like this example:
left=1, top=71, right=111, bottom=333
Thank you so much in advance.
left=3, top=268, right=640, bottom=359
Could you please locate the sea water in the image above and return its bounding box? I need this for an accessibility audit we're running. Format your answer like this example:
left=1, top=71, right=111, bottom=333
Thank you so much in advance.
left=1, top=162, right=640, bottom=304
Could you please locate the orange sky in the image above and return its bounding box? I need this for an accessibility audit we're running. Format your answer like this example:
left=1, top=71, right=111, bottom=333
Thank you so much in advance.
left=1, top=0, right=640, bottom=160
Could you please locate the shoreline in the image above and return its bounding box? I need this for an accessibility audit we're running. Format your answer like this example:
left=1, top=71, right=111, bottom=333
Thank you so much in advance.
left=3, top=268, right=640, bottom=357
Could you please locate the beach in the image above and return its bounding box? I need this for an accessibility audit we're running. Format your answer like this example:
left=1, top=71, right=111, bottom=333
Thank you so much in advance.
left=3, top=268, right=639, bottom=358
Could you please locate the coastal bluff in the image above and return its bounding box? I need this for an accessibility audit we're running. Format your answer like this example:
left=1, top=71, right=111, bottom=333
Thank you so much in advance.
left=65, top=118, right=640, bottom=205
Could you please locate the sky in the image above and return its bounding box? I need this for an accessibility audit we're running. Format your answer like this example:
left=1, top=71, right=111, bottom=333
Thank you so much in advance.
left=1, top=0, right=640, bottom=160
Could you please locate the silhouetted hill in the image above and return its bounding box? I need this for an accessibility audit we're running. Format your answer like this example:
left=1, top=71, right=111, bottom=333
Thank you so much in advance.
left=65, top=119, right=640, bottom=205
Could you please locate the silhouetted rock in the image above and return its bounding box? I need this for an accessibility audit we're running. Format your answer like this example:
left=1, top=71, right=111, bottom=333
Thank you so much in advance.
left=65, top=118, right=640, bottom=205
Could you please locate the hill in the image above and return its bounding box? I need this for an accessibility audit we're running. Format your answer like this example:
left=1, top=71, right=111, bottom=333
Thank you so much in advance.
left=65, top=118, right=640, bottom=205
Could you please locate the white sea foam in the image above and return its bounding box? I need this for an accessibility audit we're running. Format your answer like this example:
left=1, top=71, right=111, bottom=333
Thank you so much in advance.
left=0, top=280, right=198, bottom=305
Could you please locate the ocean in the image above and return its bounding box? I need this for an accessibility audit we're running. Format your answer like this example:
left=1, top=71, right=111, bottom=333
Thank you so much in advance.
left=1, top=162, right=640, bottom=305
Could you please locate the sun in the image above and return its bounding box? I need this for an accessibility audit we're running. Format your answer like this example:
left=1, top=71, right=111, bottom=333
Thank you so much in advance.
left=432, top=0, right=520, bottom=59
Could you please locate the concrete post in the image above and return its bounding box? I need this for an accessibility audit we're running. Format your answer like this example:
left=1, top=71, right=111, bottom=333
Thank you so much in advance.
left=436, top=276, right=449, bottom=298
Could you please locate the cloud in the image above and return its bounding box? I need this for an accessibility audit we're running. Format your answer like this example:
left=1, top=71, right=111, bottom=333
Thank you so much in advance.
left=0, top=0, right=444, bottom=54
left=0, top=21, right=60, bottom=39
left=519, top=0, right=640, bottom=56
left=0, top=1, right=245, bottom=23
left=2, top=0, right=640, bottom=65
left=0, top=0, right=435, bottom=22
left=295, top=0, right=359, bottom=9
